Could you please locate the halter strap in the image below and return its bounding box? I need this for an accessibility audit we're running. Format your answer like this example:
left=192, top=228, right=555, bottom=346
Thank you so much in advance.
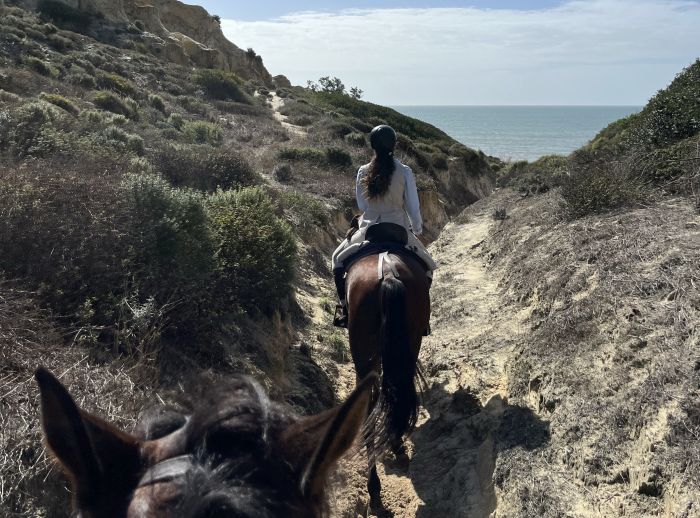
left=137, top=455, right=195, bottom=487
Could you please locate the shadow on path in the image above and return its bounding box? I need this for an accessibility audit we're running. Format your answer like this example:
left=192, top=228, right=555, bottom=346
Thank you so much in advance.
left=405, top=381, right=550, bottom=518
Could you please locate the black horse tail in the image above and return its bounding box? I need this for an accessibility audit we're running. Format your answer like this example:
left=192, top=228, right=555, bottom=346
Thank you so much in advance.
left=378, top=275, right=418, bottom=445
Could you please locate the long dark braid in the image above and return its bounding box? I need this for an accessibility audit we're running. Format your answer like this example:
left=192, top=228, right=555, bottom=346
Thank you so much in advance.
left=363, top=148, right=396, bottom=198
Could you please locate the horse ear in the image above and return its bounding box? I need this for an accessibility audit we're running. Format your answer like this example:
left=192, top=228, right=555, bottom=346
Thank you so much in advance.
left=35, top=367, right=140, bottom=496
left=300, top=373, right=377, bottom=497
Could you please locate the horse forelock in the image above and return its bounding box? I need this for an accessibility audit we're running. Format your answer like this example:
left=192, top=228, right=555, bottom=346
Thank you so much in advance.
left=133, top=377, right=320, bottom=517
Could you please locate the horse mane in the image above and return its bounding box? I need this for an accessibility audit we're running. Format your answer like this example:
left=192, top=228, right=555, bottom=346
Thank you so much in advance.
left=134, top=376, right=323, bottom=518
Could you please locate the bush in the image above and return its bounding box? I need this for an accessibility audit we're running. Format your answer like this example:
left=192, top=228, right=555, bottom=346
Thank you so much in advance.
left=273, top=163, right=293, bottom=182
left=154, top=146, right=258, bottom=192
left=561, top=152, right=647, bottom=218
left=0, top=101, right=64, bottom=158
left=181, top=120, right=223, bottom=145
left=67, top=72, right=96, bottom=89
left=92, top=91, right=135, bottom=118
left=195, top=69, right=249, bottom=103
left=177, top=95, right=208, bottom=115
left=277, top=147, right=325, bottom=163
left=0, top=159, right=134, bottom=328
left=39, top=92, right=78, bottom=115
left=96, top=72, right=138, bottom=97
left=325, top=147, right=353, bottom=168
left=278, top=190, right=329, bottom=230
left=206, top=187, right=296, bottom=311
left=25, top=56, right=54, bottom=76
left=48, top=33, right=72, bottom=51
left=148, top=94, right=166, bottom=113
left=103, top=126, right=145, bottom=156
left=344, top=131, right=366, bottom=147
left=167, top=112, right=184, bottom=130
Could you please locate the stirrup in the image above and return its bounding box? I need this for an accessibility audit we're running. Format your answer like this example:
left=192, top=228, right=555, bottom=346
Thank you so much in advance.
left=333, top=304, right=348, bottom=328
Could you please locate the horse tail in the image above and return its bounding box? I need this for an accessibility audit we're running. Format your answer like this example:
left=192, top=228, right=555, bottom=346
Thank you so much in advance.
left=379, top=275, right=418, bottom=444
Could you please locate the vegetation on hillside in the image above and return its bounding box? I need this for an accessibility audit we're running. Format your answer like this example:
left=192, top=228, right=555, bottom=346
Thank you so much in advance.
left=497, top=59, right=700, bottom=216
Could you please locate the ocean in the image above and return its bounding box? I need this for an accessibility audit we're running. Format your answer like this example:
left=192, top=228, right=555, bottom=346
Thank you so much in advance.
left=391, top=105, right=641, bottom=162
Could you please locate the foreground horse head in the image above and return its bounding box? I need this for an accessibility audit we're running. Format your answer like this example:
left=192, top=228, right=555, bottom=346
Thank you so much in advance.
left=35, top=367, right=376, bottom=517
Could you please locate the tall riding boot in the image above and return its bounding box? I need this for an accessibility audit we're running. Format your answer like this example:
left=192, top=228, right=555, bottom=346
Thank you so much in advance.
left=424, top=274, right=433, bottom=336
left=333, top=268, right=348, bottom=328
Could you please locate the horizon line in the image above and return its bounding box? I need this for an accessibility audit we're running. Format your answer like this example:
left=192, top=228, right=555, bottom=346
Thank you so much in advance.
left=389, top=104, right=644, bottom=108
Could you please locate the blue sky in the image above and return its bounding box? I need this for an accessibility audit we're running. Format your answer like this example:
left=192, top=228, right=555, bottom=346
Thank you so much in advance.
left=191, top=1, right=564, bottom=21
left=190, top=1, right=700, bottom=105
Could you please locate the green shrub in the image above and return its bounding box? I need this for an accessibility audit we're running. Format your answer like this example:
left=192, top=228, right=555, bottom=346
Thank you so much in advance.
left=82, top=109, right=105, bottom=124
left=39, top=92, right=78, bottom=115
left=561, top=152, right=647, bottom=218
left=25, top=56, right=54, bottom=76
left=177, top=95, right=208, bottom=115
left=0, top=158, right=134, bottom=329
left=182, top=120, right=223, bottom=145
left=167, top=112, right=184, bottom=130
left=48, top=33, right=72, bottom=51
left=206, top=187, right=296, bottom=311
left=277, top=147, right=325, bottom=163
left=0, top=89, right=21, bottom=103
left=344, top=131, right=366, bottom=147
left=195, top=69, right=249, bottom=103
left=67, top=72, right=97, bottom=88
left=92, top=91, right=135, bottom=118
left=148, top=94, right=166, bottom=113
left=278, top=190, right=329, bottom=230
left=497, top=154, right=568, bottom=193
left=0, top=101, right=64, bottom=158
left=325, top=147, right=353, bottom=168
left=96, top=72, right=138, bottom=97
left=432, top=153, right=449, bottom=170
left=103, top=126, right=145, bottom=155
left=154, top=146, right=258, bottom=191
left=273, top=163, right=293, bottom=182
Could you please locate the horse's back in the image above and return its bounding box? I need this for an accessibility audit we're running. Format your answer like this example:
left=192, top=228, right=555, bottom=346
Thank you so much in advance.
left=346, top=253, right=430, bottom=377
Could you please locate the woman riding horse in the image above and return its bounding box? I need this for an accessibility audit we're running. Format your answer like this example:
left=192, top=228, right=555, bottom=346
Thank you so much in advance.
left=331, top=124, right=435, bottom=327
left=331, top=125, right=435, bottom=510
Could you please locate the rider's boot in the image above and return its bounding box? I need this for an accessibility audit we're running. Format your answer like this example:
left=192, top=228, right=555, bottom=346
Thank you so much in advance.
left=333, top=268, right=348, bottom=328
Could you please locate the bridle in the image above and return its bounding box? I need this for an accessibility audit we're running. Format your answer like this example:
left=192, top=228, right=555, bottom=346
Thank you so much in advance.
left=137, top=455, right=196, bottom=488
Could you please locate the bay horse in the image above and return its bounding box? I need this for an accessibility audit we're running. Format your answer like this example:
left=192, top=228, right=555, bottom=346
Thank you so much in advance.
left=35, top=367, right=376, bottom=517
left=346, top=251, right=430, bottom=508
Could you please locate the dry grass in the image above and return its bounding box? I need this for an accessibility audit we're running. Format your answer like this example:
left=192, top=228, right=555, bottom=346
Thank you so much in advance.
left=479, top=190, right=700, bottom=516
left=0, top=280, right=154, bottom=516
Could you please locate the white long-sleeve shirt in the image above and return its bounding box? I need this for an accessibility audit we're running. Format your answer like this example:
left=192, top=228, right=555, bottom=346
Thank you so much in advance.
left=356, top=159, right=423, bottom=235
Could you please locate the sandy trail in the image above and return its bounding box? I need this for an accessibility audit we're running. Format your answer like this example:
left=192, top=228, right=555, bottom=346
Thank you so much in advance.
left=329, top=208, right=530, bottom=517
left=268, top=91, right=307, bottom=137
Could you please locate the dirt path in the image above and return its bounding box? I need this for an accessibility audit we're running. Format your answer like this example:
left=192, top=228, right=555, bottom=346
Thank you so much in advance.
left=329, top=207, right=531, bottom=517
left=268, top=91, right=307, bottom=137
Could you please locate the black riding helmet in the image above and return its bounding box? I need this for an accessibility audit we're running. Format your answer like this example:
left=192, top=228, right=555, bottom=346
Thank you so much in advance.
left=369, top=124, right=397, bottom=152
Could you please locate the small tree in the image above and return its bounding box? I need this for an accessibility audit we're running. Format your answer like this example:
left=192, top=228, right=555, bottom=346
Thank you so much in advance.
left=349, top=86, right=363, bottom=100
left=212, top=14, right=221, bottom=24
left=317, top=76, right=346, bottom=94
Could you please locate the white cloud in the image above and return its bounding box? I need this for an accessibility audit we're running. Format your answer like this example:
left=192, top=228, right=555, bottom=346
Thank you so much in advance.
left=221, top=1, right=700, bottom=105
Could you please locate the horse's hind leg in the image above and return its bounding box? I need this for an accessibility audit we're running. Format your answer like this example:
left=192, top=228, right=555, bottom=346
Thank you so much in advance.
left=368, top=461, right=381, bottom=508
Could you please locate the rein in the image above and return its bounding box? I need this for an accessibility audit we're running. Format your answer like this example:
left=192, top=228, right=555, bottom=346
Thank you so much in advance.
left=137, top=455, right=196, bottom=487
